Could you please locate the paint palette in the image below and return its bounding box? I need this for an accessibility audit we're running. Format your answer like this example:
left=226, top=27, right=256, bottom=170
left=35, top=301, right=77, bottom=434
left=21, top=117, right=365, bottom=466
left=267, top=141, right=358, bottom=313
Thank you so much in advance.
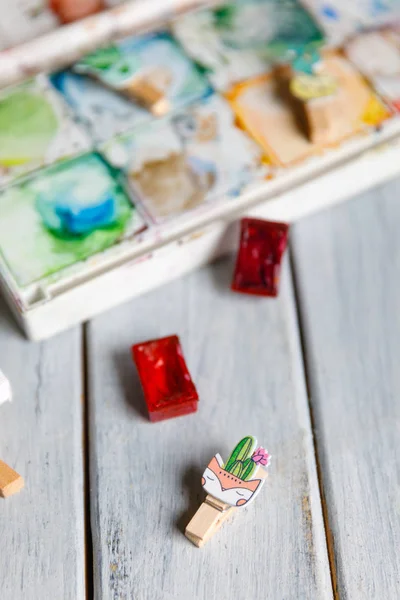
left=50, top=69, right=151, bottom=144
left=345, top=28, right=400, bottom=113
left=226, top=50, right=391, bottom=167
left=172, top=0, right=325, bottom=90
left=102, top=94, right=267, bottom=222
left=0, top=153, right=144, bottom=287
left=72, top=31, right=211, bottom=112
left=0, top=0, right=400, bottom=340
left=302, top=0, right=399, bottom=44
left=0, top=76, right=90, bottom=186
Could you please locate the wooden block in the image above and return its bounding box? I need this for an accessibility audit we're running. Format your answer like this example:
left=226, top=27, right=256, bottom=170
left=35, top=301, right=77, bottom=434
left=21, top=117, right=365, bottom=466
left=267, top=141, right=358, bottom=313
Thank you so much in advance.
left=0, top=369, right=12, bottom=406
left=0, top=460, right=24, bottom=498
left=304, top=96, right=344, bottom=144
left=123, top=76, right=170, bottom=116
left=288, top=71, right=342, bottom=144
left=185, top=495, right=234, bottom=548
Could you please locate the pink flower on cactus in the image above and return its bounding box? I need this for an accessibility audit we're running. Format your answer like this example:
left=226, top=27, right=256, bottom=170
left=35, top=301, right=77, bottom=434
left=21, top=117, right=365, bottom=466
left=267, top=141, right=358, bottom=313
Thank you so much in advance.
left=251, top=447, right=271, bottom=467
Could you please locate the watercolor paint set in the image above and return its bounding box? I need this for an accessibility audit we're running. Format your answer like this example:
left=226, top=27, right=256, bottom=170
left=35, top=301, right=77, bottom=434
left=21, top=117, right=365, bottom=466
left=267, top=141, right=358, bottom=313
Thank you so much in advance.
left=0, top=0, right=400, bottom=340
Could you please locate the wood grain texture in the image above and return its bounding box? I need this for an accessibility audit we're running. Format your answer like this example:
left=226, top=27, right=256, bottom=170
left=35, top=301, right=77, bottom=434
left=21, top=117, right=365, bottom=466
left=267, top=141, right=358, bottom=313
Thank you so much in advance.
left=87, top=256, right=333, bottom=600
left=0, top=300, right=85, bottom=600
left=291, top=180, right=400, bottom=600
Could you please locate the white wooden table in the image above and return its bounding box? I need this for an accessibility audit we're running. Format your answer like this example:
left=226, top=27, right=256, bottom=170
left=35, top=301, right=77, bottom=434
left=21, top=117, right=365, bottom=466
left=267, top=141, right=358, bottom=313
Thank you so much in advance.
left=1, top=179, right=399, bottom=600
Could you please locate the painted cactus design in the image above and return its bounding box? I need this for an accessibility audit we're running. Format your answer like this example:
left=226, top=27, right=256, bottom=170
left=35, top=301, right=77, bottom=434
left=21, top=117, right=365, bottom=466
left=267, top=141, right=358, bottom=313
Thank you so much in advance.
left=202, top=435, right=271, bottom=507
left=223, top=436, right=272, bottom=481
left=223, top=436, right=258, bottom=481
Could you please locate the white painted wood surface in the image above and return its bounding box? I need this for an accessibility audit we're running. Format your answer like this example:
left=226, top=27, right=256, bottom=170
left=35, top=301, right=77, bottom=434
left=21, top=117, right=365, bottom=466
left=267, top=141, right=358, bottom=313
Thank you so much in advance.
left=0, top=299, right=85, bottom=600
left=2, top=179, right=400, bottom=598
left=291, top=181, right=400, bottom=600
left=86, top=257, right=333, bottom=600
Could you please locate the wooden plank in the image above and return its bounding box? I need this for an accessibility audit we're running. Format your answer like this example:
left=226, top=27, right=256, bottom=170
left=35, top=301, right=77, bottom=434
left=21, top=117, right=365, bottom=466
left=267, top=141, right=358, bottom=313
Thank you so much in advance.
left=87, top=257, right=333, bottom=600
left=0, top=299, right=85, bottom=599
left=291, top=180, right=400, bottom=600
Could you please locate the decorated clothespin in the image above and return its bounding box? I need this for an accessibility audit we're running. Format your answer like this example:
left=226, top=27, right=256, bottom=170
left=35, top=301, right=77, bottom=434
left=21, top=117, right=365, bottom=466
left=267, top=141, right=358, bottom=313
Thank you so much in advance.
left=185, top=436, right=271, bottom=547
left=0, top=370, right=12, bottom=406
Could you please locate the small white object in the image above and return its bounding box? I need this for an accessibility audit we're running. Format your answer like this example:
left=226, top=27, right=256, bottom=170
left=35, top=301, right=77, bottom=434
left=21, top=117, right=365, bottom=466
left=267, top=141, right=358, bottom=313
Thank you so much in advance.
left=0, top=370, right=12, bottom=405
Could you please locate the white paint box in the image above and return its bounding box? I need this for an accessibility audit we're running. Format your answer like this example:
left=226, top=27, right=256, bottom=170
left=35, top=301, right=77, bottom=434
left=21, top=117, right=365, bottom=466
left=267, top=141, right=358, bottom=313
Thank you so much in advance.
left=1, top=121, right=400, bottom=342
left=1, top=4, right=400, bottom=341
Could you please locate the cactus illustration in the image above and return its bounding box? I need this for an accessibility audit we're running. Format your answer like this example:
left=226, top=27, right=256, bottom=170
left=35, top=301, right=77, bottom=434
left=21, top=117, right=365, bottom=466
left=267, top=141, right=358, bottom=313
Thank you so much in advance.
left=224, top=436, right=258, bottom=481
left=241, top=457, right=257, bottom=481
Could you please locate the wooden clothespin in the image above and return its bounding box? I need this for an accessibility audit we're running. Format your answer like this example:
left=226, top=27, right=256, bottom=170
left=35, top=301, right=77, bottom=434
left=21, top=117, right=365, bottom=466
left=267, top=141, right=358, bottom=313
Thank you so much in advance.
left=0, top=460, right=24, bottom=498
left=185, top=494, right=235, bottom=548
left=185, top=436, right=270, bottom=548
left=0, top=369, right=12, bottom=406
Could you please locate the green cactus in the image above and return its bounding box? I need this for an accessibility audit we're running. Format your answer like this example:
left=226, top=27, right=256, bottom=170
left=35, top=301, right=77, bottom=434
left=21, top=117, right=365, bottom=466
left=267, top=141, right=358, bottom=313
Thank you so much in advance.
left=241, top=457, right=257, bottom=481
left=230, top=462, right=243, bottom=477
left=224, top=436, right=257, bottom=481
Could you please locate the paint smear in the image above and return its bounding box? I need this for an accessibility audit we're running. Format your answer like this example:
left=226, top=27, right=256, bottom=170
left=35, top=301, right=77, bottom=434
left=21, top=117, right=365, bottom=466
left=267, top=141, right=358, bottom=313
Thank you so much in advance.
left=0, top=153, right=144, bottom=286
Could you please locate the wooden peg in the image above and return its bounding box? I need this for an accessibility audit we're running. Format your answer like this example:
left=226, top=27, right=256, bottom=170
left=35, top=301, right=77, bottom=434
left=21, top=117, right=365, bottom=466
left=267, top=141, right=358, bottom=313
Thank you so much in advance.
left=185, top=495, right=235, bottom=548
left=289, top=71, right=341, bottom=144
left=0, top=369, right=12, bottom=406
left=185, top=436, right=271, bottom=547
left=303, top=95, right=343, bottom=144
left=122, top=76, right=170, bottom=116
left=0, top=460, right=24, bottom=498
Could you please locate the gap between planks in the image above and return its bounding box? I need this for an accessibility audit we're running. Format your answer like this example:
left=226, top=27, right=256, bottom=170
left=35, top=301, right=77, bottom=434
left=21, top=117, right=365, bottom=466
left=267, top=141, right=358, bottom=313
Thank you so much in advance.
left=82, top=322, right=94, bottom=599
left=289, top=245, right=340, bottom=600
